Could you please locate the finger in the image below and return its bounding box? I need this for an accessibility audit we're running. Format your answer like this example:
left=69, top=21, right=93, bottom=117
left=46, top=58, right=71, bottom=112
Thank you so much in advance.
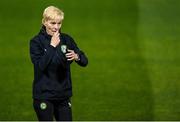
left=57, top=32, right=60, bottom=36
left=66, top=52, right=75, bottom=56
left=66, top=53, right=73, bottom=56
left=66, top=55, right=73, bottom=58
left=54, top=31, right=59, bottom=37
left=53, top=31, right=58, bottom=35
left=65, top=53, right=73, bottom=57
left=67, top=49, right=74, bottom=53
left=56, top=33, right=59, bottom=38
left=67, top=57, right=74, bottom=61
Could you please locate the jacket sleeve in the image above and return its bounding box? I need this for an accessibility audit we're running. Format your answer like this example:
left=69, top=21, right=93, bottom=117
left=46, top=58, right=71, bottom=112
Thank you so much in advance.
left=70, top=38, right=88, bottom=67
left=75, top=50, right=88, bottom=67
left=30, top=37, right=56, bottom=71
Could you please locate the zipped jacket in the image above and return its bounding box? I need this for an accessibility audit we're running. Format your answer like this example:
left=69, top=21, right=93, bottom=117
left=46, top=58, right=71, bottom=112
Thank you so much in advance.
left=30, top=26, right=88, bottom=100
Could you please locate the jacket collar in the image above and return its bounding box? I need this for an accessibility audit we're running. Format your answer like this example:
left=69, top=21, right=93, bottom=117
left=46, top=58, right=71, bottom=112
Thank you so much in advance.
left=39, top=25, right=52, bottom=40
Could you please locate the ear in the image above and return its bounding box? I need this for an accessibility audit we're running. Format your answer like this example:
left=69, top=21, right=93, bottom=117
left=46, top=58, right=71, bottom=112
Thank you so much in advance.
left=43, top=21, right=47, bottom=26
left=42, top=19, right=47, bottom=26
left=43, top=22, right=48, bottom=29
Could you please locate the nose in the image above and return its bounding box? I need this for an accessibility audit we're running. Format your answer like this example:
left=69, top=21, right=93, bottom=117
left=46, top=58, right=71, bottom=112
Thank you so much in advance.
left=54, top=24, right=59, bottom=29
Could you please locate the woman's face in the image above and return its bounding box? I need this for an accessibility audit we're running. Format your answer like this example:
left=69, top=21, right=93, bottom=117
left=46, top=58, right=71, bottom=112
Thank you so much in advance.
left=44, top=18, right=62, bottom=36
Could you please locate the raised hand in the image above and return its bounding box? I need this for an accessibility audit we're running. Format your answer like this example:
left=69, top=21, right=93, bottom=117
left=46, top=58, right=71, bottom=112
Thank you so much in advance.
left=65, top=49, right=80, bottom=61
left=50, top=31, right=60, bottom=47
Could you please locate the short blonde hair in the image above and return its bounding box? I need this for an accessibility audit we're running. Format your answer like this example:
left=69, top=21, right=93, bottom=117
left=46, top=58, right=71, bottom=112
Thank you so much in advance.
left=42, top=6, right=64, bottom=24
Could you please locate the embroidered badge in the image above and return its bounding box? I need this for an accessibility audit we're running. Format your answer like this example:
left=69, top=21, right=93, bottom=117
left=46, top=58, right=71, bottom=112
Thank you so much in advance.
left=61, top=45, right=67, bottom=53
left=40, top=102, right=47, bottom=110
left=68, top=102, right=72, bottom=108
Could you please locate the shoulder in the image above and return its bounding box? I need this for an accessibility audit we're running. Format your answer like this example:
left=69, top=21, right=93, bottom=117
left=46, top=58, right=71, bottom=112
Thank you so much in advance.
left=61, top=33, right=75, bottom=41
left=61, top=33, right=79, bottom=49
left=30, top=32, right=45, bottom=44
left=30, top=34, right=39, bottom=42
left=29, top=34, right=43, bottom=47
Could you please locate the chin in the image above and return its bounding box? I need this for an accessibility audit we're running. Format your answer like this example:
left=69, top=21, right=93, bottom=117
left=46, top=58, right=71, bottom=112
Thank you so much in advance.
left=51, top=31, right=56, bottom=34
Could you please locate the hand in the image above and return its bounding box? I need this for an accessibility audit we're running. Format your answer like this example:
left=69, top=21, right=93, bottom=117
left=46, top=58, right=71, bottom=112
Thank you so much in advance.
left=50, top=31, right=60, bottom=47
left=65, top=49, right=80, bottom=61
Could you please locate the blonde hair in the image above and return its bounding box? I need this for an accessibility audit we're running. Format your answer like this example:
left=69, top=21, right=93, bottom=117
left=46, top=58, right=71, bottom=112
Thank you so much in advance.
left=42, top=6, right=64, bottom=24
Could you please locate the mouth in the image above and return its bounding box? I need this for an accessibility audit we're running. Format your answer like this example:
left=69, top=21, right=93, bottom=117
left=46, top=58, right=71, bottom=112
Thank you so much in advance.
left=52, top=30, right=58, bottom=32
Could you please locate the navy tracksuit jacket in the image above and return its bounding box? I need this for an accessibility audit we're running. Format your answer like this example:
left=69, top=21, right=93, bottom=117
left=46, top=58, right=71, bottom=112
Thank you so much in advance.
left=30, top=26, right=88, bottom=100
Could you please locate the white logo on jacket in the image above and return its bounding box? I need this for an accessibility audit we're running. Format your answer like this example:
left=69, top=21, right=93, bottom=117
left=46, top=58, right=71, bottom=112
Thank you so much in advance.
left=61, top=45, right=67, bottom=53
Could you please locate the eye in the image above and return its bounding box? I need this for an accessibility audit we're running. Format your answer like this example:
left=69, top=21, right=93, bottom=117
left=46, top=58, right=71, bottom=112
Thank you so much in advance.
left=50, top=22, right=56, bottom=25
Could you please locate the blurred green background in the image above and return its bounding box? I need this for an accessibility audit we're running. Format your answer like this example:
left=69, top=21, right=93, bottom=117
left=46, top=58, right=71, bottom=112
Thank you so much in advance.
left=0, top=0, right=180, bottom=120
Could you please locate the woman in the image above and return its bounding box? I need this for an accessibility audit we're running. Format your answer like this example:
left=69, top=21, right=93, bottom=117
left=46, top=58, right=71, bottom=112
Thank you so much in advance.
left=30, top=6, right=88, bottom=121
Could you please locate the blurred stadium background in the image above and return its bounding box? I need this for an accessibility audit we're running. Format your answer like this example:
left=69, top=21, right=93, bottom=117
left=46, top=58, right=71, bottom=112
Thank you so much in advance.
left=0, top=0, right=180, bottom=120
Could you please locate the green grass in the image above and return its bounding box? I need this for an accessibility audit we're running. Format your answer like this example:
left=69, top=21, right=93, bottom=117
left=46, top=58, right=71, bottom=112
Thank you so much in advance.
left=0, top=0, right=180, bottom=120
